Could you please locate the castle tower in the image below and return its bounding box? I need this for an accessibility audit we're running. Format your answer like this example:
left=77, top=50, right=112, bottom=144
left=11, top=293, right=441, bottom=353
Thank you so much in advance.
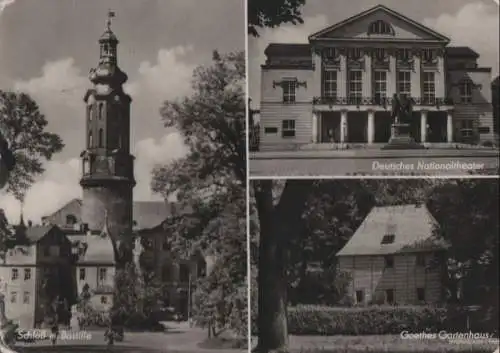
left=80, top=11, right=135, bottom=239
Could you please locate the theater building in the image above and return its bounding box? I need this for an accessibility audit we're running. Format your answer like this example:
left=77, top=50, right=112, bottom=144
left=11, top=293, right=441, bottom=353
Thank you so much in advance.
left=258, top=5, right=495, bottom=151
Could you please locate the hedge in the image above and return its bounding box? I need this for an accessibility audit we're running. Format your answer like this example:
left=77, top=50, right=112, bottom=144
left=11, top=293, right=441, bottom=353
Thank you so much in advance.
left=288, top=305, right=450, bottom=335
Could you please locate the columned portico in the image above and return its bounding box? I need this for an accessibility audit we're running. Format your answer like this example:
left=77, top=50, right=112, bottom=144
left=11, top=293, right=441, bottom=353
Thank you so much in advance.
left=312, top=113, right=318, bottom=143
left=420, top=110, right=428, bottom=143
left=447, top=110, right=454, bottom=143
left=340, top=110, right=348, bottom=143
left=367, top=110, right=375, bottom=144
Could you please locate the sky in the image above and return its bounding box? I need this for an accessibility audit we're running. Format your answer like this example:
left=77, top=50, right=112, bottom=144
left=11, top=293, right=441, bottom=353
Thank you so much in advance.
left=249, top=0, right=500, bottom=110
left=0, top=0, right=244, bottom=223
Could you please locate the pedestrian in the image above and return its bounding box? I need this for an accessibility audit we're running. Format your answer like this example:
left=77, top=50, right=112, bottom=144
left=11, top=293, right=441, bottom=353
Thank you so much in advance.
left=104, top=324, right=114, bottom=347
left=50, top=319, right=59, bottom=346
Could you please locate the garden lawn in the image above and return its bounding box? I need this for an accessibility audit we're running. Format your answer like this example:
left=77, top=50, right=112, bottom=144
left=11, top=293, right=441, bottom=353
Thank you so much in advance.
left=288, top=334, right=498, bottom=353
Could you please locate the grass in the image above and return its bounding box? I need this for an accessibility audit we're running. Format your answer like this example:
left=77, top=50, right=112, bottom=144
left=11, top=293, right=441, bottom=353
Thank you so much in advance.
left=198, top=336, right=247, bottom=350
left=288, top=334, right=498, bottom=353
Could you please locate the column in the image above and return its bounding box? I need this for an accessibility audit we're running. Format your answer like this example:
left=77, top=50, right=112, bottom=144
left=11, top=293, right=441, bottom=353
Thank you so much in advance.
left=436, top=51, right=445, bottom=98
left=341, top=110, right=348, bottom=143
left=420, top=110, right=427, bottom=143
left=411, top=54, right=421, bottom=99
left=447, top=110, right=453, bottom=143
left=363, top=50, right=372, bottom=98
left=312, top=49, right=322, bottom=98
left=339, top=51, right=347, bottom=99
left=367, top=110, right=375, bottom=144
left=388, top=52, right=397, bottom=97
left=312, top=112, right=318, bottom=143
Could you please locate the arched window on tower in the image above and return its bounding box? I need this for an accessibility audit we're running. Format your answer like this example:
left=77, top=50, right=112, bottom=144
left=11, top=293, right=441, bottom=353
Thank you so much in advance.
left=87, top=106, right=93, bottom=122
left=88, top=131, right=93, bottom=148
left=98, top=103, right=105, bottom=120
left=368, top=20, right=393, bottom=35
left=98, top=129, right=104, bottom=148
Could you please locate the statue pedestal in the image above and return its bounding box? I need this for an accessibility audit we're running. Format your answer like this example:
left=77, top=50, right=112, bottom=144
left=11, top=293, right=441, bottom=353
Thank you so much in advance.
left=382, top=123, right=424, bottom=150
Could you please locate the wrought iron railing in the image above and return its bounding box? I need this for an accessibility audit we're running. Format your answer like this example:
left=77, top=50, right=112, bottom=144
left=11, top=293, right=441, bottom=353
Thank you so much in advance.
left=312, top=96, right=454, bottom=107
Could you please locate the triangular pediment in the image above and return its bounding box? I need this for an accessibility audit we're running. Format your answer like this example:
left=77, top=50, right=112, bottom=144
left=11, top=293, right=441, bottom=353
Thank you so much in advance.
left=309, top=5, right=449, bottom=43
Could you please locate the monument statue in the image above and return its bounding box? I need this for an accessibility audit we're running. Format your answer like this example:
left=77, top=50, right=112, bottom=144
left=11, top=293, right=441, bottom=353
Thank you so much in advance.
left=383, top=94, right=423, bottom=149
left=391, top=93, right=413, bottom=125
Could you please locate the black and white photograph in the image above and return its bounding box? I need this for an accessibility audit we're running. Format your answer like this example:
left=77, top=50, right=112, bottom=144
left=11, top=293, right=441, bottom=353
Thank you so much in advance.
left=0, top=1, right=246, bottom=352
left=248, top=0, right=500, bottom=177
left=250, top=178, right=499, bottom=353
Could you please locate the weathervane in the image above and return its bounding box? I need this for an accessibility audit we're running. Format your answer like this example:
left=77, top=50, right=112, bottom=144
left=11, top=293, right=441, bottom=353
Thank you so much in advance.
left=106, top=9, right=115, bottom=31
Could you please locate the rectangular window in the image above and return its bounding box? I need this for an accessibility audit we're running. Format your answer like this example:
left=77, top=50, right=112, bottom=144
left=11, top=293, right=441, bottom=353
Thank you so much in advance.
left=460, top=80, right=473, bottom=103
left=461, top=120, right=474, bottom=137
left=417, top=288, right=426, bottom=302
left=373, top=70, right=387, bottom=103
left=264, top=127, right=278, bottom=134
left=323, top=69, right=337, bottom=99
left=101, top=296, right=108, bottom=304
left=24, top=269, right=31, bottom=281
left=348, top=70, right=363, bottom=104
left=23, top=292, right=30, bottom=304
left=10, top=291, right=17, bottom=303
left=282, top=80, right=296, bottom=103
left=385, top=289, right=395, bottom=304
left=384, top=255, right=394, bottom=269
left=381, top=234, right=395, bottom=244
left=397, top=71, right=411, bottom=98
left=282, top=120, right=296, bottom=138
left=79, top=268, right=86, bottom=281
left=355, top=290, right=364, bottom=304
left=179, top=264, right=190, bottom=283
left=416, top=253, right=426, bottom=267
left=98, top=268, right=107, bottom=282
left=11, top=268, right=18, bottom=281
left=422, top=71, right=436, bottom=104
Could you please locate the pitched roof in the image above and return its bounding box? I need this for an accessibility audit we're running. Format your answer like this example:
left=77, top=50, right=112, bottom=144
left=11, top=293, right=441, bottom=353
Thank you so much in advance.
left=42, top=198, right=170, bottom=231
left=445, top=46, right=479, bottom=58
left=336, top=204, right=446, bottom=256
left=77, top=233, right=115, bottom=265
left=133, top=201, right=170, bottom=230
left=264, top=43, right=311, bottom=57
left=25, top=225, right=56, bottom=243
left=309, top=4, right=450, bottom=43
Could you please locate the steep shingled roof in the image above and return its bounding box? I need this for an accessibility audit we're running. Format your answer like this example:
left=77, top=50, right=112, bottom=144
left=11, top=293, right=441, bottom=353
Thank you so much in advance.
left=337, top=204, right=446, bottom=256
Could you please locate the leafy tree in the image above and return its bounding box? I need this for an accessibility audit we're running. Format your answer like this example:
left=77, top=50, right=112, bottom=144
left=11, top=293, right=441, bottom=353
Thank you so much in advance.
left=427, top=179, right=498, bottom=332
left=151, top=50, right=246, bottom=336
left=248, top=0, right=306, bottom=37
left=0, top=91, right=64, bottom=201
left=252, top=180, right=312, bottom=352
left=110, top=261, right=141, bottom=327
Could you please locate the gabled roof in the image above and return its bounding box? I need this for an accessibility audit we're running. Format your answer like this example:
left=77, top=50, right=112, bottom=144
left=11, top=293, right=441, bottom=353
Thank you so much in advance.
left=445, top=47, right=479, bottom=58
left=25, top=225, right=58, bottom=243
left=309, top=5, right=450, bottom=43
left=337, top=204, right=446, bottom=257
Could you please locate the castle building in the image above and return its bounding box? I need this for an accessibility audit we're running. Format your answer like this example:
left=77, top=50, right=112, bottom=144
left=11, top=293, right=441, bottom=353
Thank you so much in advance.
left=1, top=13, right=208, bottom=328
left=258, top=5, right=495, bottom=150
left=337, top=204, right=447, bottom=305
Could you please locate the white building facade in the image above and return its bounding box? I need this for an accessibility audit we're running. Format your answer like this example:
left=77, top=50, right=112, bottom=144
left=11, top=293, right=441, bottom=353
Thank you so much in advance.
left=259, top=5, right=495, bottom=150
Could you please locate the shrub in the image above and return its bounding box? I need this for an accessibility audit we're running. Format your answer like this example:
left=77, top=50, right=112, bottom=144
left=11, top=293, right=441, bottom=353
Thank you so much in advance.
left=481, top=141, right=494, bottom=147
left=288, top=305, right=450, bottom=335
